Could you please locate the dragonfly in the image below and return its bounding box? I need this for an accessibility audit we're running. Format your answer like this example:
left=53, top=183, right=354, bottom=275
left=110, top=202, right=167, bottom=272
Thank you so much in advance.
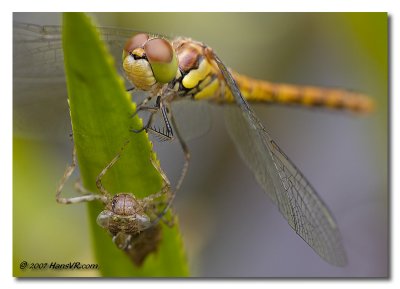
left=56, top=139, right=174, bottom=266
left=13, top=21, right=374, bottom=267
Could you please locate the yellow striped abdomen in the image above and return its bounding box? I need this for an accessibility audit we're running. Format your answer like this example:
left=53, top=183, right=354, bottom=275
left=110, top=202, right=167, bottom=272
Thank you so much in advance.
left=224, top=71, right=374, bottom=113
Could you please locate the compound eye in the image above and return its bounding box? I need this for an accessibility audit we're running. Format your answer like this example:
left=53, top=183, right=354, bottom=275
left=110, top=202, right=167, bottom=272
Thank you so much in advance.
left=145, top=38, right=173, bottom=63
left=123, top=33, right=149, bottom=54
left=96, top=210, right=113, bottom=229
left=144, top=38, right=178, bottom=84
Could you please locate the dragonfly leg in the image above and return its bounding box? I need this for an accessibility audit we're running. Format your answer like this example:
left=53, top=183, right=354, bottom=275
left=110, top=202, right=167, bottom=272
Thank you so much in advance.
left=132, top=96, right=174, bottom=142
left=130, top=109, right=157, bottom=134
left=57, top=192, right=108, bottom=205
left=168, top=104, right=190, bottom=191
left=112, top=232, right=132, bottom=251
left=153, top=194, right=176, bottom=228
left=140, top=156, right=177, bottom=228
left=131, top=94, right=161, bottom=134
left=95, top=139, right=131, bottom=197
left=56, top=146, right=107, bottom=204
left=131, top=95, right=154, bottom=118
left=147, top=101, right=174, bottom=142
left=139, top=103, right=187, bottom=228
left=142, top=184, right=170, bottom=205
left=74, top=178, right=90, bottom=195
left=148, top=201, right=175, bottom=227
left=161, top=215, right=175, bottom=227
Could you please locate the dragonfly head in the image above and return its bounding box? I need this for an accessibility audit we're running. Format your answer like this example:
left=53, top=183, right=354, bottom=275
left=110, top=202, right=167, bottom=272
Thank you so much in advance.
left=96, top=193, right=152, bottom=235
left=109, top=193, right=144, bottom=216
left=122, top=33, right=178, bottom=90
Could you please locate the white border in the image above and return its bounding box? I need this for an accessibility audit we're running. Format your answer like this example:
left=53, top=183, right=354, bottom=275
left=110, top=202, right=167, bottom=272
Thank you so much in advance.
left=2, top=0, right=397, bottom=288
left=4, top=0, right=396, bottom=12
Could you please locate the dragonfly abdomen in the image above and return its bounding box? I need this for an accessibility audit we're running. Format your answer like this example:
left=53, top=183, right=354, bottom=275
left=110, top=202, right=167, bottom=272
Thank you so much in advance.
left=228, top=72, right=374, bottom=113
left=173, top=38, right=373, bottom=113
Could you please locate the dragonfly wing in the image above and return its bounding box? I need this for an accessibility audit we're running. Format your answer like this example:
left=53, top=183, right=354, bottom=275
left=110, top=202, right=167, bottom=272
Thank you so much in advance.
left=13, top=22, right=148, bottom=79
left=13, top=23, right=69, bottom=140
left=13, top=22, right=147, bottom=140
left=14, top=22, right=64, bottom=79
left=214, top=54, right=347, bottom=266
left=171, top=99, right=212, bottom=142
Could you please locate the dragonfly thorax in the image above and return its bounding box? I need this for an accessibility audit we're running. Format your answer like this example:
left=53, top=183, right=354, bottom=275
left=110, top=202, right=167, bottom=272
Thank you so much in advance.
left=172, top=38, right=222, bottom=101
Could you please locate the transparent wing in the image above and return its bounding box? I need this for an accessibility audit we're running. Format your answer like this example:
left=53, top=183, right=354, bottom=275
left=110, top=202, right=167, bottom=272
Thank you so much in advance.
left=171, top=99, right=212, bottom=142
left=14, top=22, right=67, bottom=140
left=13, top=22, right=155, bottom=140
left=14, top=23, right=63, bottom=79
left=214, top=54, right=347, bottom=266
left=14, top=22, right=151, bottom=79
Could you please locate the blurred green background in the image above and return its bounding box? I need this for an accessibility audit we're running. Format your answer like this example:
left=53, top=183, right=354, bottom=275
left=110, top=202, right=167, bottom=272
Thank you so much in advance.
left=13, top=12, right=387, bottom=277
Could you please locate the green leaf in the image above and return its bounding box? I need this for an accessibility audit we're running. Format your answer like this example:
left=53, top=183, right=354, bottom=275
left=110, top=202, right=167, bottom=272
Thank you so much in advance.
left=62, top=12, right=189, bottom=277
